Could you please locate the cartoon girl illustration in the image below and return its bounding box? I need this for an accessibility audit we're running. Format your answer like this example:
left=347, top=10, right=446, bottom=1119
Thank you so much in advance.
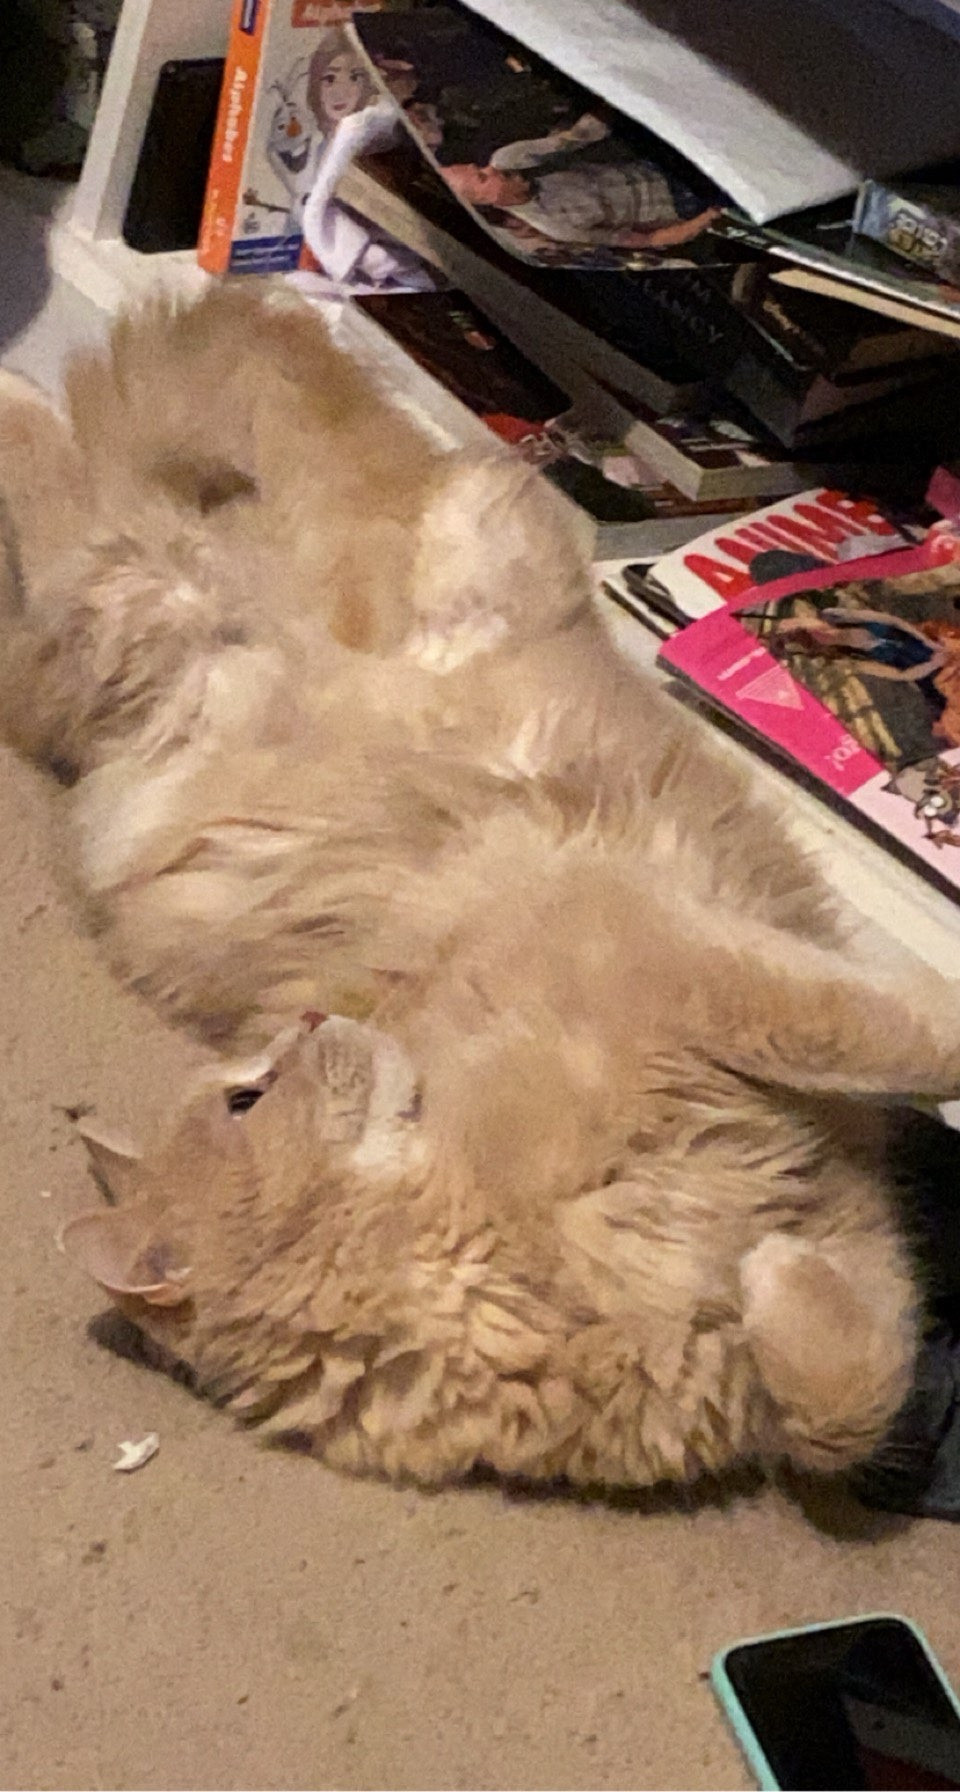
left=296, top=26, right=434, bottom=292
left=770, top=608, right=949, bottom=683
left=304, top=26, right=376, bottom=129
left=245, top=29, right=380, bottom=246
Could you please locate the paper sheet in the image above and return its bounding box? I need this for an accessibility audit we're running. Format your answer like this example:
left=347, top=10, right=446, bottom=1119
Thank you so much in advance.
left=873, top=0, right=960, bottom=40
left=457, top=0, right=960, bottom=223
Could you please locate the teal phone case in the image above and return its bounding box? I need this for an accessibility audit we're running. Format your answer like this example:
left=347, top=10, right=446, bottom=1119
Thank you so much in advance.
left=711, top=1612, right=960, bottom=1791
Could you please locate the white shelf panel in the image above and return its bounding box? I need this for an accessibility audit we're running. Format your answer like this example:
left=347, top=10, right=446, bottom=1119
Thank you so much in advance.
left=48, top=221, right=210, bottom=315
left=72, top=0, right=232, bottom=244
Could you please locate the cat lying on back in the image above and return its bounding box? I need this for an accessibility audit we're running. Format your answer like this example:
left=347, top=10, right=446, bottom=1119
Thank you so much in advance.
left=2, top=284, right=960, bottom=1491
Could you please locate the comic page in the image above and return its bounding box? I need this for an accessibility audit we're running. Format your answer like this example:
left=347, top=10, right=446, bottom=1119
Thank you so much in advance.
left=738, top=558, right=960, bottom=773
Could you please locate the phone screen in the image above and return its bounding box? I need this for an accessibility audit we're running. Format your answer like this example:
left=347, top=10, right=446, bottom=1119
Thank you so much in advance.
left=724, top=1618, right=960, bottom=1790
left=123, top=60, right=225, bottom=254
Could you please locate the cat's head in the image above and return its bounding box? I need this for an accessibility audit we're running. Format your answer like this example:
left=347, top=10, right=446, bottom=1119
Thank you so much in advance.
left=58, top=912, right=953, bottom=1474
left=59, top=1014, right=430, bottom=1419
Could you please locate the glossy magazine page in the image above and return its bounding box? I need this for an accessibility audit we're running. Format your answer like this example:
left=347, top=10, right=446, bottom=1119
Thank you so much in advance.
left=453, top=0, right=960, bottom=222
left=659, top=534, right=960, bottom=896
left=350, top=3, right=726, bottom=269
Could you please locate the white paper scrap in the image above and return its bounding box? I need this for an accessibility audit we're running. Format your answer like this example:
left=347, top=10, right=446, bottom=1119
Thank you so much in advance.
left=113, top=1433, right=160, bottom=1474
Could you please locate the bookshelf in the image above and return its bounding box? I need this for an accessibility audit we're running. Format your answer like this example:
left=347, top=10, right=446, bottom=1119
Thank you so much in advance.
left=30, top=0, right=960, bottom=1009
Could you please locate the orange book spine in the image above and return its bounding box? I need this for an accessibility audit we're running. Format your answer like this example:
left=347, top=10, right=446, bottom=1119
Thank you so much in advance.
left=198, top=0, right=269, bottom=274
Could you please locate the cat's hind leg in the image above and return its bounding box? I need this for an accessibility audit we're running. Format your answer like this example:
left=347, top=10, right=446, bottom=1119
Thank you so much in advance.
left=0, top=372, right=89, bottom=614
left=403, top=452, right=594, bottom=672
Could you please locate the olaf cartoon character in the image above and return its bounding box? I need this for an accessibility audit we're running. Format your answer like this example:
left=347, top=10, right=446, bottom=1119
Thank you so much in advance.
left=259, top=58, right=320, bottom=239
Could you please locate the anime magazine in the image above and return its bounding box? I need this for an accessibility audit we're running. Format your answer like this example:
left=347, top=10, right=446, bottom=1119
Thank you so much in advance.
left=738, top=557, right=960, bottom=773
left=659, top=534, right=960, bottom=897
left=198, top=0, right=437, bottom=290
left=348, top=3, right=726, bottom=271
left=645, top=488, right=914, bottom=620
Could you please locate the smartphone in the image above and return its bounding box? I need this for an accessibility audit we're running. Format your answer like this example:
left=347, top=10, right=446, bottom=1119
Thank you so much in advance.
left=712, top=1615, right=960, bottom=1791
left=122, top=59, right=225, bottom=254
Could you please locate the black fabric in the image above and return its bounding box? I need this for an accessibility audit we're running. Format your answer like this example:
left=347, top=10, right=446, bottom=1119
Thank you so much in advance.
left=852, top=1111, right=960, bottom=1520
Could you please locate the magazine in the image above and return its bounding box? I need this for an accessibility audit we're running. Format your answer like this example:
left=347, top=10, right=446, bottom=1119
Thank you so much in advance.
left=658, top=536, right=960, bottom=899
left=339, top=149, right=722, bottom=409
left=645, top=488, right=916, bottom=619
left=737, top=557, right=960, bottom=773
left=198, top=0, right=436, bottom=291
left=348, top=4, right=727, bottom=271
left=451, top=0, right=960, bottom=224
left=352, top=288, right=755, bottom=555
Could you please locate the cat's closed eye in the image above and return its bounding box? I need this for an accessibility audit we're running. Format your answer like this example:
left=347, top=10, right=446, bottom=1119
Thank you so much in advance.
left=225, top=1079, right=273, bottom=1114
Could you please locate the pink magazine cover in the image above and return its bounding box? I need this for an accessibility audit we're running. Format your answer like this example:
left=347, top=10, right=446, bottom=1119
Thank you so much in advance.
left=658, top=532, right=960, bottom=895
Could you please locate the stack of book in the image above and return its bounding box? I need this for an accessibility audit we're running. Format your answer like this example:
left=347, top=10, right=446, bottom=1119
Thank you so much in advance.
left=193, top=0, right=960, bottom=560
left=184, top=0, right=960, bottom=895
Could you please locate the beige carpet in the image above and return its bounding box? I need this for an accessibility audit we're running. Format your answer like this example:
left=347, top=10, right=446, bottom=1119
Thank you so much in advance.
left=3, top=725, right=960, bottom=1792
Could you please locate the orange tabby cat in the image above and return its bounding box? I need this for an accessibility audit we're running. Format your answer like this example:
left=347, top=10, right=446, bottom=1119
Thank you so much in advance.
left=2, top=285, right=958, bottom=1490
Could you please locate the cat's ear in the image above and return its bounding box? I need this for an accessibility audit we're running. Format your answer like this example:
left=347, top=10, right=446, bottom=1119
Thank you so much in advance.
left=692, top=927, right=960, bottom=1102
left=74, top=1119, right=143, bottom=1206
left=58, top=1202, right=192, bottom=1307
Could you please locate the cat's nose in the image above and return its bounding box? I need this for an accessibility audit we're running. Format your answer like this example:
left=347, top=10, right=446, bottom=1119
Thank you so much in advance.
left=259, top=1013, right=329, bottom=1082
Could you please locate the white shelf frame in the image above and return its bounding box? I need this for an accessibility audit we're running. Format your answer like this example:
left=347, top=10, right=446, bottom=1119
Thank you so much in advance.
left=47, top=0, right=230, bottom=311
